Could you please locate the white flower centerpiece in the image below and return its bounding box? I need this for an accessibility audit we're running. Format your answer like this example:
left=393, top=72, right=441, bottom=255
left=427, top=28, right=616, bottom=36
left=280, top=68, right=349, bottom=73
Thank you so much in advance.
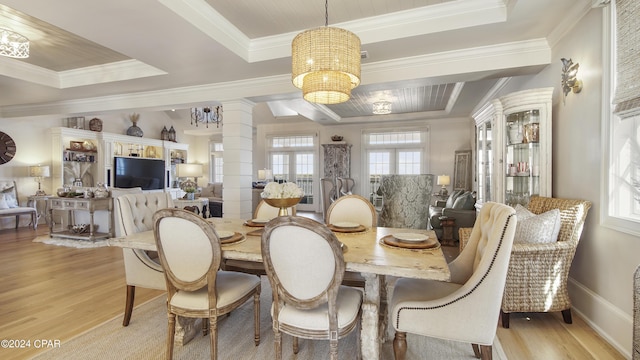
left=261, top=181, right=304, bottom=216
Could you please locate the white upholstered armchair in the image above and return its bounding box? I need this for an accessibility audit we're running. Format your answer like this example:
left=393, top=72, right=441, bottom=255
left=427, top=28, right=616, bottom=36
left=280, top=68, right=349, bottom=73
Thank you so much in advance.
left=390, top=202, right=517, bottom=360
left=114, top=191, right=174, bottom=326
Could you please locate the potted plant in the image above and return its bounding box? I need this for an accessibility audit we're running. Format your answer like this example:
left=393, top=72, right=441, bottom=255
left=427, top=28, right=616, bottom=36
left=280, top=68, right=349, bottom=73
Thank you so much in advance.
left=184, top=185, right=197, bottom=200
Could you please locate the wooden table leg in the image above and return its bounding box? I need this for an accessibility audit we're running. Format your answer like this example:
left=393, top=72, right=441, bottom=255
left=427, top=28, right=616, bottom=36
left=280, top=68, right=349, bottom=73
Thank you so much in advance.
left=361, top=272, right=382, bottom=359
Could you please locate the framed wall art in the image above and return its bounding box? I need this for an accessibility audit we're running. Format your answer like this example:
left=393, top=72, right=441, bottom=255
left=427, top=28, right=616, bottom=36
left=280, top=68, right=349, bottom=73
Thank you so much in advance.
left=453, top=150, right=472, bottom=191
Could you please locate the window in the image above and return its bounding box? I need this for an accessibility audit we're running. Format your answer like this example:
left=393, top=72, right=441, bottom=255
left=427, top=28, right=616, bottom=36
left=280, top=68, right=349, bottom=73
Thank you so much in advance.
left=267, top=135, right=317, bottom=210
left=210, top=142, right=223, bottom=183
left=364, top=129, right=428, bottom=198
left=604, top=1, right=640, bottom=235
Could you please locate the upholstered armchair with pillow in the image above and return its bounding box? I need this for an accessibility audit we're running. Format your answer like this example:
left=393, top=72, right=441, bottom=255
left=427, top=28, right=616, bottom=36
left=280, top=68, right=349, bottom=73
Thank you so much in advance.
left=500, top=196, right=592, bottom=328
left=199, top=182, right=223, bottom=217
left=428, top=190, right=476, bottom=241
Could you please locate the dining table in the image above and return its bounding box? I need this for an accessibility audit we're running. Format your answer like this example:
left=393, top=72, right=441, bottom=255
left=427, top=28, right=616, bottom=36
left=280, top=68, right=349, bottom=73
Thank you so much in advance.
left=108, top=217, right=450, bottom=360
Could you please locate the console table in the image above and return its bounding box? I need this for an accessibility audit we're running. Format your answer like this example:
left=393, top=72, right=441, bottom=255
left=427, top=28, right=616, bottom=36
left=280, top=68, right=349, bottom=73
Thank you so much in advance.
left=174, top=198, right=209, bottom=218
left=48, top=197, right=114, bottom=241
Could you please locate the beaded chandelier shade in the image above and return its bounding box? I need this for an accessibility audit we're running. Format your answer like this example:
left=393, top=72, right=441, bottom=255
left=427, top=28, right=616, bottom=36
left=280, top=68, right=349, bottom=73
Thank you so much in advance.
left=0, top=28, right=29, bottom=58
left=291, top=1, right=361, bottom=104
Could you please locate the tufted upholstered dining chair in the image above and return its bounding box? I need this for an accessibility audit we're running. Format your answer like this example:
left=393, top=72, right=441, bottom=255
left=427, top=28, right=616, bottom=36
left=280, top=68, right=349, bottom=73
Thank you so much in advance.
left=153, top=208, right=261, bottom=360
left=262, top=216, right=363, bottom=360
left=390, top=202, right=516, bottom=360
left=114, top=191, right=173, bottom=326
left=325, top=194, right=376, bottom=287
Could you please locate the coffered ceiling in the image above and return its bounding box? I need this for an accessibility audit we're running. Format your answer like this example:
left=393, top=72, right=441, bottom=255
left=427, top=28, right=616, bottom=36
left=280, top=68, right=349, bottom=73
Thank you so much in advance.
left=0, top=0, right=593, bottom=125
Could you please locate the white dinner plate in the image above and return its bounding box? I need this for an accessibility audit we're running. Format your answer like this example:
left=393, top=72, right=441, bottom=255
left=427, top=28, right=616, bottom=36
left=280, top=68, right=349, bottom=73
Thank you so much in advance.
left=217, top=230, right=234, bottom=239
left=332, top=221, right=360, bottom=229
left=393, top=232, right=428, bottom=242
left=251, top=218, right=269, bottom=224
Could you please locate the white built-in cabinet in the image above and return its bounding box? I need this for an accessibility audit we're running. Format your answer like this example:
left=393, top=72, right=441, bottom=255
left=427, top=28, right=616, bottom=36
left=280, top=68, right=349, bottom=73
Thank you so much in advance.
left=472, top=87, right=553, bottom=207
left=51, top=127, right=188, bottom=198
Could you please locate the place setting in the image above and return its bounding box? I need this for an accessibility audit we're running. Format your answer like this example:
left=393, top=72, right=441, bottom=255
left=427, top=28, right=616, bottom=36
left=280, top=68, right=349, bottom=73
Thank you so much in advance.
left=244, top=218, right=269, bottom=227
left=327, top=221, right=368, bottom=233
left=216, top=230, right=245, bottom=245
left=380, top=231, right=440, bottom=250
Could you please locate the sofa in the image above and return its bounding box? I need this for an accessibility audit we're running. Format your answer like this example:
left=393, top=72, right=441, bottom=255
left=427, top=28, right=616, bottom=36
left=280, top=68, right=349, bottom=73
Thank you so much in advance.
left=199, top=182, right=223, bottom=217
left=428, top=189, right=476, bottom=241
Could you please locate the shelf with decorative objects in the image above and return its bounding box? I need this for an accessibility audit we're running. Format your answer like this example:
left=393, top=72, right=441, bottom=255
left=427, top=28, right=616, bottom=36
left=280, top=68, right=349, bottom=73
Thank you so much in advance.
left=51, top=127, right=188, bottom=195
left=472, top=87, right=553, bottom=208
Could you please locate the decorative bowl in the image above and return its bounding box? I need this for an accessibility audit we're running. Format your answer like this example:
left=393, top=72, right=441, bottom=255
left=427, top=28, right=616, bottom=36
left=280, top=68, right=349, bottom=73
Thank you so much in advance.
left=263, top=197, right=302, bottom=216
left=331, top=135, right=343, bottom=142
left=69, top=224, right=97, bottom=234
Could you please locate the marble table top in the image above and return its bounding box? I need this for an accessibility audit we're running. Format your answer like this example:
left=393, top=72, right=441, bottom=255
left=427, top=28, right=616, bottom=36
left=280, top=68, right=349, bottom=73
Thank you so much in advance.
left=108, top=217, right=450, bottom=282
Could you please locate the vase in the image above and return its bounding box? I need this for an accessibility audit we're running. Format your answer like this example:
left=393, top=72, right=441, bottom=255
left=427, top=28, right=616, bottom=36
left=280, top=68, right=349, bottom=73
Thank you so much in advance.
left=262, top=197, right=302, bottom=216
left=127, top=121, right=143, bottom=137
left=186, top=192, right=195, bottom=200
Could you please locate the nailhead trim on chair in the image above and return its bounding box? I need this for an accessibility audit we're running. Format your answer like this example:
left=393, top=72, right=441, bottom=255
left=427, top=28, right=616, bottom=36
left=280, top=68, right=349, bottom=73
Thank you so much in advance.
left=395, top=213, right=515, bottom=329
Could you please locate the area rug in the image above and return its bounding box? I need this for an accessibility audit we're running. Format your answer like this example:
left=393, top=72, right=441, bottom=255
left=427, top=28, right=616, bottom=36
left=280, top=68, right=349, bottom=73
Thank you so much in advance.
left=33, top=278, right=507, bottom=360
left=32, top=235, right=109, bottom=248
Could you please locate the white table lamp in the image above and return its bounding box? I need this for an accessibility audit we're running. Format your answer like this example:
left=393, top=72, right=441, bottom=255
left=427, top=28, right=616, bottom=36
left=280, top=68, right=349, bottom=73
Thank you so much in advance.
left=176, top=163, right=203, bottom=186
left=29, top=165, right=50, bottom=196
left=437, top=175, right=450, bottom=197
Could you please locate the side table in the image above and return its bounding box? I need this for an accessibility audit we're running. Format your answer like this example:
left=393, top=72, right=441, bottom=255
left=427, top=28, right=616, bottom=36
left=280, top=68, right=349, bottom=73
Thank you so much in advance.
left=27, top=194, right=53, bottom=226
left=174, top=198, right=209, bottom=218
left=438, top=216, right=456, bottom=247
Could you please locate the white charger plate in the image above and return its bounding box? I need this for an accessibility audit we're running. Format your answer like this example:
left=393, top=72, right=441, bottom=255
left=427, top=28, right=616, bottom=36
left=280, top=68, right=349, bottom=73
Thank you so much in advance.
left=332, top=221, right=360, bottom=229
left=252, top=218, right=269, bottom=224
left=393, top=232, right=428, bottom=242
left=217, top=230, right=234, bottom=239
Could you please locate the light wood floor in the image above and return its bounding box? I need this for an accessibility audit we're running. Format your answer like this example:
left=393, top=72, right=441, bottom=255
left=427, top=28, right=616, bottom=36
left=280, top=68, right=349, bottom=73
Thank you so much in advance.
left=0, top=224, right=625, bottom=360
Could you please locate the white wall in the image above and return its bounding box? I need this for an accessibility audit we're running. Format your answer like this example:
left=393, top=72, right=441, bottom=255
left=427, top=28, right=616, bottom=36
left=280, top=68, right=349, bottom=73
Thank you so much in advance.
left=254, top=115, right=472, bottom=212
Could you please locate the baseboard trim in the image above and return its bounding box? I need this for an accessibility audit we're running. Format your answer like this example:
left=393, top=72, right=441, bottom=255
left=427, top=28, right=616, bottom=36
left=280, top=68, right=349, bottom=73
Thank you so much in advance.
left=568, top=277, right=632, bottom=358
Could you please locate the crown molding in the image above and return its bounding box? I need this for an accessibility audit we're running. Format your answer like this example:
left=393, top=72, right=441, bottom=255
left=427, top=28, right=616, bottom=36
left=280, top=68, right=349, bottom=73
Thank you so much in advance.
left=161, top=0, right=511, bottom=63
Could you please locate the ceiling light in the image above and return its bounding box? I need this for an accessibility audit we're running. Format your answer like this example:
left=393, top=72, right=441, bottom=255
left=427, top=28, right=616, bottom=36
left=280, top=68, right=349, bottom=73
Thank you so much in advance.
left=191, top=106, right=222, bottom=128
left=373, top=100, right=392, bottom=115
left=0, top=28, right=29, bottom=58
left=291, top=0, right=361, bottom=104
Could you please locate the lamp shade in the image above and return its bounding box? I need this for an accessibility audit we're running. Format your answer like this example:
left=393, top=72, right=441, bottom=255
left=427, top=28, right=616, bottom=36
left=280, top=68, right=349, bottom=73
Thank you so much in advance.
left=437, top=175, right=450, bottom=186
left=29, top=165, right=50, bottom=178
left=176, top=163, right=202, bottom=178
left=292, top=26, right=361, bottom=104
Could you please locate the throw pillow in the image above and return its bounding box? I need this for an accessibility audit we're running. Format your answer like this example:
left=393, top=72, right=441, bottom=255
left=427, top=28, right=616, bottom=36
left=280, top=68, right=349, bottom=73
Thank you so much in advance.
left=513, top=204, right=561, bottom=244
left=0, top=195, right=9, bottom=209
left=445, top=190, right=463, bottom=208
left=452, top=191, right=475, bottom=210
left=4, top=193, right=18, bottom=208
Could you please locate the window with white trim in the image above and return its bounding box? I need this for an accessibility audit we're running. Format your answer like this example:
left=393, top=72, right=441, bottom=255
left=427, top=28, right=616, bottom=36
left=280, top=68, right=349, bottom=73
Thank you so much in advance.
left=364, top=129, right=428, bottom=200
left=604, top=0, right=640, bottom=235
left=210, top=142, right=223, bottom=183
left=267, top=134, right=317, bottom=209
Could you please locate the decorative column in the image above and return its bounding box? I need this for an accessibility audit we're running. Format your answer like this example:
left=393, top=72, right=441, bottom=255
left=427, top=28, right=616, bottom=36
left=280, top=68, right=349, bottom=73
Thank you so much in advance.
left=222, top=99, right=255, bottom=219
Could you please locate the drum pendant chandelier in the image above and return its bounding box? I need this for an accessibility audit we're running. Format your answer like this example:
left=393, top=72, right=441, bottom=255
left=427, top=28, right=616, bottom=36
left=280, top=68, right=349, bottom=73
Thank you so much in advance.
left=291, top=0, right=361, bottom=104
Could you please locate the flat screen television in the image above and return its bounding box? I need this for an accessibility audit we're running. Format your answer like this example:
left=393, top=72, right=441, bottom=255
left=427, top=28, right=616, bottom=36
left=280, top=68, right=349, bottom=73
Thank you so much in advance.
left=114, top=156, right=165, bottom=190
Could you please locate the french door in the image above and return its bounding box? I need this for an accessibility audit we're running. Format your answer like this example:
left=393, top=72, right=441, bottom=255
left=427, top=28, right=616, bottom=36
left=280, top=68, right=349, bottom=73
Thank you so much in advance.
left=270, top=151, right=316, bottom=211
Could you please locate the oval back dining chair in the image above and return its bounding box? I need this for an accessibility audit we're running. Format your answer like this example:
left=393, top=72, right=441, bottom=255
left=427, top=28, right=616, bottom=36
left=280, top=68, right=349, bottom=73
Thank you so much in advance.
left=326, top=194, right=377, bottom=228
left=153, top=208, right=261, bottom=360
left=261, top=216, right=363, bottom=360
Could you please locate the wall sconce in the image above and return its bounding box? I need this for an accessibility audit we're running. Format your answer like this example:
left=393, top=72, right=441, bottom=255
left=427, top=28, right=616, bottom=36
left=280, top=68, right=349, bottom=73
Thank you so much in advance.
left=561, top=58, right=583, bottom=103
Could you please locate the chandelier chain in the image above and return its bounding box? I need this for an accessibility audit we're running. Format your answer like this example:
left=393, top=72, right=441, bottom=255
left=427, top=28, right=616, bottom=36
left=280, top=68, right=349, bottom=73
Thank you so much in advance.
left=325, top=0, right=328, bottom=26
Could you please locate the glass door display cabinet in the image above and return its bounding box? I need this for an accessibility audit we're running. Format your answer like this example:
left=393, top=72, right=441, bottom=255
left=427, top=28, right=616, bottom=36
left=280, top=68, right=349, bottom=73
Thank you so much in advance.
left=473, top=87, right=553, bottom=207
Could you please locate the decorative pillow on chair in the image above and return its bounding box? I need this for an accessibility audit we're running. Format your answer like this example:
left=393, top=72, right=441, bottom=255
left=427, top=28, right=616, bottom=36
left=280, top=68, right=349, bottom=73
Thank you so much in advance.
left=514, top=204, right=561, bottom=244
left=452, top=191, right=475, bottom=210
left=0, top=195, right=9, bottom=209
left=445, top=190, right=463, bottom=208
